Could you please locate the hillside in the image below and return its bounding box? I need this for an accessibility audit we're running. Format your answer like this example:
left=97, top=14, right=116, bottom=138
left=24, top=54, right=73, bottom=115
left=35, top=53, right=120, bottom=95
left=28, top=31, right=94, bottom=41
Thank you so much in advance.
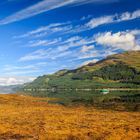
left=76, top=51, right=140, bottom=73
left=23, top=51, right=140, bottom=90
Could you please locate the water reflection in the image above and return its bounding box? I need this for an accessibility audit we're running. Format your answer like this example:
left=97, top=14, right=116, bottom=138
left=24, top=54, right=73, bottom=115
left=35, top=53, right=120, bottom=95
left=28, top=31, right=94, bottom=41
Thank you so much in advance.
left=21, top=90, right=140, bottom=111
left=22, top=90, right=139, bottom=102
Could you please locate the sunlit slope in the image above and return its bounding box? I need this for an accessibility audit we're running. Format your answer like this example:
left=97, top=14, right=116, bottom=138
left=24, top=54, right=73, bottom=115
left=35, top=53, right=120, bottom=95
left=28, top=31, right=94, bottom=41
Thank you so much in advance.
left=108, top=51, right=140, bottom=70
left=0, top=94, right=139, bottom=140
left=75, top=51, right=140, bottom=73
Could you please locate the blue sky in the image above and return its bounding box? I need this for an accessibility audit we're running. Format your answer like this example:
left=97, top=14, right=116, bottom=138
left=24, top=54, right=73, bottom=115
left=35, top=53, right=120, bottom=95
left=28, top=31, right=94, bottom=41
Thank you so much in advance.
left=0, top=0, right=140, bottom=85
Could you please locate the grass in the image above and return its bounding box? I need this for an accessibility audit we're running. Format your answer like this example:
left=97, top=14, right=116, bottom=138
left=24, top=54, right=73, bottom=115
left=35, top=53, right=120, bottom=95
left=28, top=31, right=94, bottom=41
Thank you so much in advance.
left=0, top=94, right=139, bottom=139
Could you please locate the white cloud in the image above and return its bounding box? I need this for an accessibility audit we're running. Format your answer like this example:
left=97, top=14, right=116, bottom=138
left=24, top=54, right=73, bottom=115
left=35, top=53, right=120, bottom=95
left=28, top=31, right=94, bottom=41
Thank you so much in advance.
left=80, top=15, right=92, bottom=21
left=0, top=76, right=35, bottom=86
left=57, top=36, right=95, bottom=51
left=87, top=15, right=114, bottom=28
left=76, top=30, right=140, bottom=60
left=19, top=49, right=50, bottom=61
left=19, top=35, right=96, bottom=62
left=13, top=9, right=140, bottom=41
left=4, top=62, right=47, bottom=71
left=0, top=0, right=71, bottom=25
left=119, top=9, right=140, bottom=21
left=3, top=70, right=41, bottom=76
left=19, top=47, right=72, bottom=61
left=95, top=31, right=140, bottom=51
left=81, top=45, right=94, bottom=53
left=18, top=29, right=140, bottom=63
left=129, top=29, right=140, bottom=35
left=87, top=9, right=140, bottom=29
left=0, top=0, right=116, bottom=25
left=2, top=62, right=48, bottom=76
left=14, top=22, right=72, bottom=39
left=75, top=47, right=117, bottom=61
left=29, top=38, right=62, bottom=47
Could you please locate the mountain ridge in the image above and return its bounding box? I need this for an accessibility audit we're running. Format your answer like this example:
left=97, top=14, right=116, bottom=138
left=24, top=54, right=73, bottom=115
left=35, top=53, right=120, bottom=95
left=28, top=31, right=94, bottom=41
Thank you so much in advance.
left=23, top=51, right=140, bottom=90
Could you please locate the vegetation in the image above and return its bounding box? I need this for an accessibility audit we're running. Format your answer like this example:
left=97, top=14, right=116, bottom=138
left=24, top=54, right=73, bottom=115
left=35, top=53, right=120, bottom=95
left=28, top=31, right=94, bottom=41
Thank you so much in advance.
left=91, top=63, right=140, bottom=83
left=72, top=62, right=140, bottom=81
left=22, top=51, right=140, bottom=90
left=0, top=94, right=139, bottom=140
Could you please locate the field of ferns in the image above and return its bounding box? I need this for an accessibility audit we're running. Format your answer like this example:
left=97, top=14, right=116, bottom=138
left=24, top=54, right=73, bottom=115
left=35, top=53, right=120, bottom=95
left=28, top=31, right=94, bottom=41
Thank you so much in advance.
left=0, top=94, right=139, bottom=140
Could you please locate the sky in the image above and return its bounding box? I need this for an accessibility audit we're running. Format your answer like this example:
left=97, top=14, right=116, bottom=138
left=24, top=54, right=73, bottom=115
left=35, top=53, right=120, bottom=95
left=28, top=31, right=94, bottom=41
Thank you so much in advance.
left=0, top=0, right=140, bottom=85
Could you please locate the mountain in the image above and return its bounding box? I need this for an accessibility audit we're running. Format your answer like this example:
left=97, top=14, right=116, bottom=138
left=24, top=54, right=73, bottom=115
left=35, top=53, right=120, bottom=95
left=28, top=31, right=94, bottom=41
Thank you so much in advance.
left=23, top=51, right=140, bottom=90
left=0, top=85, right=21, bottom=93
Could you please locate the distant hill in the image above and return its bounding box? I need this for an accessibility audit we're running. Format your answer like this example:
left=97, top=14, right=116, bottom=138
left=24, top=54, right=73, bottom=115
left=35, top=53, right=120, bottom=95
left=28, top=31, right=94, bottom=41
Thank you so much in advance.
left=23, top=51, right=140, bottom=90
left=0, top=85, right=21, bottom=93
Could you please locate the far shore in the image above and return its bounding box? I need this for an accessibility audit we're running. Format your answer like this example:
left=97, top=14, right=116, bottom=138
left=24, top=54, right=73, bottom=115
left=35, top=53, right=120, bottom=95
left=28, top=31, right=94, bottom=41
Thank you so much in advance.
left=22, top=88, right=140, bottom=92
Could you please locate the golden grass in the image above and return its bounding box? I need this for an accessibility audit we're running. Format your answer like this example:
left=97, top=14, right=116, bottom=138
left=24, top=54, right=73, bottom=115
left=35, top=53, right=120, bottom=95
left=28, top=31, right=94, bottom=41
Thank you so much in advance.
left=0, top=94, right=139, bottom=140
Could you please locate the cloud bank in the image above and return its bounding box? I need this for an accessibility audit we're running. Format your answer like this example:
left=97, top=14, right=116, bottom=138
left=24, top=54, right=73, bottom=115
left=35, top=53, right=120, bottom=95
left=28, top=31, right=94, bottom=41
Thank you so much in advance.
left=0, top=77, right=35, bottom=86
left=95, top=30, right=140, bottom=51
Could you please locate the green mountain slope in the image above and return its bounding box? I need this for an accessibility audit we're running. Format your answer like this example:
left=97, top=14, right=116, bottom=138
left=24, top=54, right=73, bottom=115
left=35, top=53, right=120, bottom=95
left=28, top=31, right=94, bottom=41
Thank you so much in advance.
left=23, top=51, right=140, bottom=90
